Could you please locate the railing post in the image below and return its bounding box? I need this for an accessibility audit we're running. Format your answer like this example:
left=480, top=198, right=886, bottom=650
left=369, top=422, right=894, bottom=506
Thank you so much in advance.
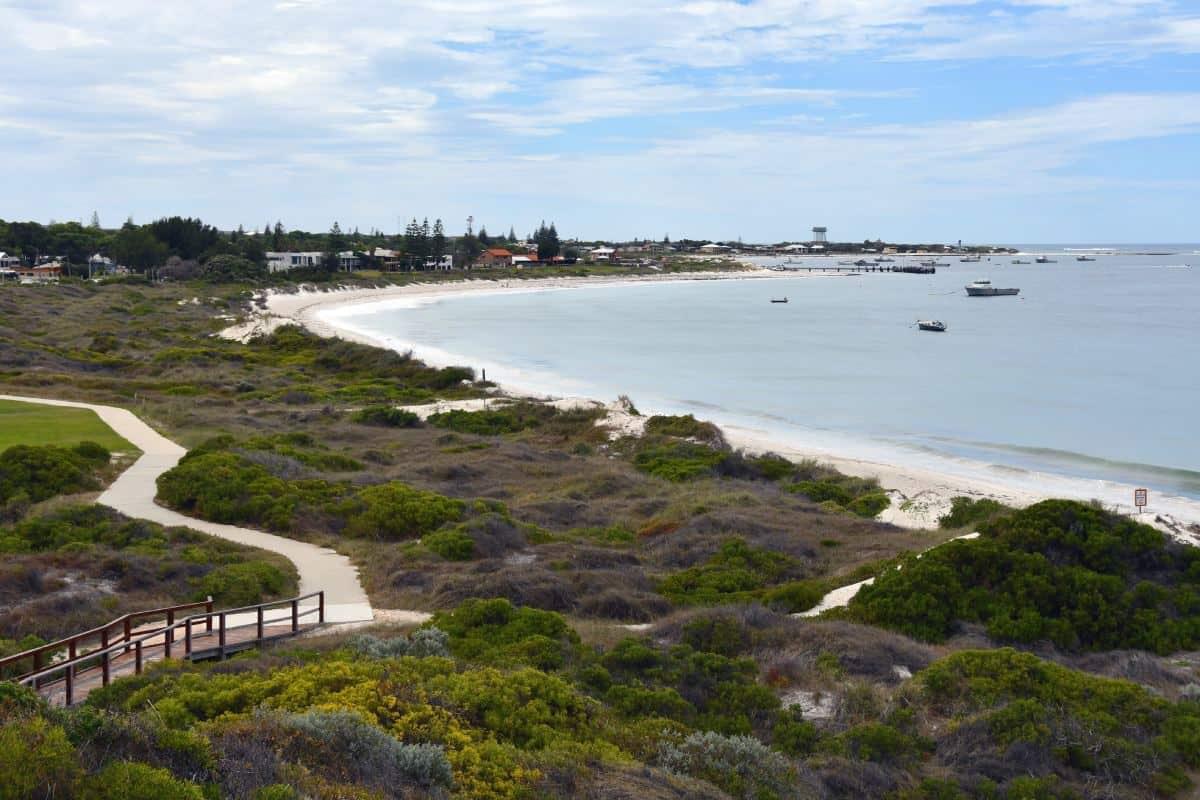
left=205, top=597, right=213, bottom=632
left=124, top=618, right=132, bottom=653
left=291, top=599, right=299, bottom=633
left=218, top=613, right=227, bottom=659
left=257, top=606, right=264, bottom=641
left=65, top=666, right=74, bottom=706
left=164, top=623, right=172, bottom=660
left=135, top=640, right=143, bottom=674
left=185, top=618, right=193, bottom=657
left=32, top=651, right=43, bottom=689
left=319, top=591, right=325, bottom=624
left=101, top=650, right=110, bottom=687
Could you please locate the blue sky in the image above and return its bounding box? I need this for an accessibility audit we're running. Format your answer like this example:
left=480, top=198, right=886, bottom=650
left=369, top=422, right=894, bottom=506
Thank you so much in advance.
left=1, top=0, right=1198, bottom=243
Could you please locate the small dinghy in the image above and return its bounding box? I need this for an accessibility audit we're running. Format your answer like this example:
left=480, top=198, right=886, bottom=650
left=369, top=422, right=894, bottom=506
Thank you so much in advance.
left=917, top=320, right=947, bottom=332
left=770, top=297, right=789, bottom=304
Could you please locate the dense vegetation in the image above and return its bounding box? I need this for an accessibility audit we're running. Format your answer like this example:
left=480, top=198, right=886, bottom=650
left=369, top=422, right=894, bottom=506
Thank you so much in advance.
left=4, top=600, right=1198, bottom=799
left=0, top=442, right=112, bottom=518
left=850, top=500, right=1200, bottom=652
left=0, top=505, right=296, bottom=644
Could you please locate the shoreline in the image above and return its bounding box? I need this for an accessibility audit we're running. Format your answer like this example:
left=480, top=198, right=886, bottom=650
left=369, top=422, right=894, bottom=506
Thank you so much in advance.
left=241, top=272, right=1200, bottom=542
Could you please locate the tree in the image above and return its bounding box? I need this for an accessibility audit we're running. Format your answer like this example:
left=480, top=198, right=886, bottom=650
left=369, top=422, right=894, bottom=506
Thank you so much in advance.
left=533, top=220, right=560, bottom=260
left=404, top=218, right=420, bottom=270
left=148, top=216, right=220, bottom=260
left=431, top=219, right=446, bottom=267
left=419, top=218, right=431, bottom=267
left=478, top=226, right=490, bottom=247
left=508, top=226, right=516, bottom=243
left=200, top=254, right=267, bottom=283
left=110, top=224, right=168, bottom=276
left=324, top=221, right=345, bottom=273
left=89, top=211, right=101, bottom=230
left=273, top=221, right=285, bottom=251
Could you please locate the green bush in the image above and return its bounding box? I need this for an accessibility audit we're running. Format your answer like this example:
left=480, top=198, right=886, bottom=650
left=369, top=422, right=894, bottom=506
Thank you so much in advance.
left=849, top=499, right=1200, bottom=652
left=644, top=414, right=725, bottom=445
left=347, top=482, right=465, bottom=541
left=430, top=598, right=580, bottom=669
left=199, top=254, right=267, bottom=283
left=427, top=402, right=555, bottom=436
left=939, top=496, right=1013, bottom=529
left=0, top=716, right=81, bottom=799
left=351, top=405, right=420, bottom=428
left=348, top=628, right=450, bottom=659
left=0, top=442, right=109, bottom=504
left=80, top=761, right=204, bottom=800
left=285, top=710, right=452, bottom=789
left=633, top=441, right=728, bottom=482
left=659, top=539, right=794, bottom=605
left=763, top=579, right=829, bottom=614
left=193, top=562, right=289, bottom=607
left=424, top=528, right=475, bottom=560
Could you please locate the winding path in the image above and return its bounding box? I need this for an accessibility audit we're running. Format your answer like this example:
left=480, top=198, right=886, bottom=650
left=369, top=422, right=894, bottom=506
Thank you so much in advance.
left=0, top=395, right=374, bottom=623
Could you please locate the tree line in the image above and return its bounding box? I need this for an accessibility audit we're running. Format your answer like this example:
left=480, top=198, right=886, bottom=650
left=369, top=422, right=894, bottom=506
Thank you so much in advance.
left=0, top=215, right=569, bottom=277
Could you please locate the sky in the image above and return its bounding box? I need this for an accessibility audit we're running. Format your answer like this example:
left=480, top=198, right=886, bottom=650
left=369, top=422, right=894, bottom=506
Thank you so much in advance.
left=1, top=0, right=1198, bottom=243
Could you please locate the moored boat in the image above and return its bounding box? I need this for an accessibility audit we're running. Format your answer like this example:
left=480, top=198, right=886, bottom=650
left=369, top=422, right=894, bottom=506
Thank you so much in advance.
left=770, top=297, right=788, bottom=304
left=917, top=319, right=947, bottom=332
left=1035, top=255, right=1056, bottom=263
left=1076, top=255, right=1096, bottom=261
left=965, top=280, right=1019, bottom=297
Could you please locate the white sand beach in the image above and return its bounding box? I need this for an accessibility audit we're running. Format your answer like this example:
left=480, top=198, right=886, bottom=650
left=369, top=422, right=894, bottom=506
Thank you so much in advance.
left=221, top=273, right=1200, bottom=543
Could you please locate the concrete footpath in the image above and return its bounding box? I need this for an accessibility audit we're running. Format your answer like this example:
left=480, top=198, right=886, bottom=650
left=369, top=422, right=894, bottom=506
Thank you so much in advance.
left=0, top=394, right=374, bottom=623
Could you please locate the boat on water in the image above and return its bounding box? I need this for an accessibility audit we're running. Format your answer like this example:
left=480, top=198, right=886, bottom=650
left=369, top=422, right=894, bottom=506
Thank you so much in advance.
left=1012, top=259, right=1030, bottom=264
left=1035, top=255, right=1057, bottom=263
left=919, top=260, right=950, bottom=267
left=1076, top=255, right=1096, bottom=262
left=854, top=259, right=873, bottom=267
left=965, top=280, right=1019, bottom=297
left=917, top=320, right=947, bottom=332
left=770, top=297, right=788, bottom=304
left=874, top=257, right=895, bottom=263
left=959, top=256, right=982, bottom=262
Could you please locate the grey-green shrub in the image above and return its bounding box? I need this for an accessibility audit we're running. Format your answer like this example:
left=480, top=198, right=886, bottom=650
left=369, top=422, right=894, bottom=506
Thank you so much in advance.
left=285, top=710, right=452, bottom=788
left=348, top=628, right=450, bottom=659
left=659, top=730, right=802, bottom=799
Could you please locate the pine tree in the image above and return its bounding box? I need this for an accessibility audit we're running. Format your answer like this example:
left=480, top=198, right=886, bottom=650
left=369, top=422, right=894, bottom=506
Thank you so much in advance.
left=273, top=221, right=285, bottom=251
left=404, top=218, right=420, bottom=270
left=431, top=219, right=446, bottom=268
left=508, top=226, right=516, bottom=243
left=89, top=211, right=101, bottom=230
left=478, top=226, right=490, bottom=247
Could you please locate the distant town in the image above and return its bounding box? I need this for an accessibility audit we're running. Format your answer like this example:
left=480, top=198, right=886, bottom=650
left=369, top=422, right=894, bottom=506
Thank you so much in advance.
left=0, top=215, right=1016, bottom=284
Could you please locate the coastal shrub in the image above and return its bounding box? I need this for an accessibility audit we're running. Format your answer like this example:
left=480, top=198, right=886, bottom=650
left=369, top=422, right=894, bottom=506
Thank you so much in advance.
left=0, top=442, right=109, bottom=504
left=634, top=441, right=728, bottom=482
left=80, top=761, right=205, bottom=800
left=0, top=715, right=81, bottom=799
left=192, top=561, right=289, bottom=607
left=847, top=491, right=890, bottom=518
left=644, top=414, right=725, bottom=446
left=918, top=649, right=1200, bottom=787
left=350, top=405, right=420, bottom=428
left=424, top=528, right=475, bottom=560
left=348, top=628, right=450, bottom=659
left=157, top=448, right=462, bottom=539
left=347, top=482, right=465, bottom=540
left=659, top=538, right=795, bottom=605
left=430, top=598, right=580, bottom=669
left=199, top=255, right=266, bottom=283
left=658, top=730, right=798, bottom=800
left=427, top=402, right=556, bottom=436
left=849, top=500, right=1200, bottom=652
left=939, top=496, right=1012, bottom=529
left=284, top=710, right=452, bottom=790
left=764, top=578, right=830, bottom=614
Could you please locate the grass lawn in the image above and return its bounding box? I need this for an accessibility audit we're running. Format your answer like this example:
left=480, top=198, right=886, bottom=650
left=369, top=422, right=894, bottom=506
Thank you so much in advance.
left=0, top=399, right=137, bottom=453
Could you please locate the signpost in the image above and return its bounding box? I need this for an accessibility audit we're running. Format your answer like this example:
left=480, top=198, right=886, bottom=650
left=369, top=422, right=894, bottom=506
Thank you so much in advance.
left=1134, top=488, right=1148, bottom=514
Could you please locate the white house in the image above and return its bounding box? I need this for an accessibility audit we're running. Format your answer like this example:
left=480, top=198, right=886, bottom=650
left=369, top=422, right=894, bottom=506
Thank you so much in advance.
left=0, top=252, right=20, bottom=268
left=88, top=253, right=115, bottom=274
left=338, top=251, right=361, bottom=271
left=782, top=244, right=809, bottom=253
left=588, top=246, right=616, bottom=261
left=698, top=243, right=731, bottom=253
left=425, top=255, right=453, bottom=271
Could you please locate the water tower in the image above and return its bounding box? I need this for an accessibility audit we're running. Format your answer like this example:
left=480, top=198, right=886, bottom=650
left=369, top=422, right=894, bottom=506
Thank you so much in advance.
left=812, top=226, right=827, bottom=243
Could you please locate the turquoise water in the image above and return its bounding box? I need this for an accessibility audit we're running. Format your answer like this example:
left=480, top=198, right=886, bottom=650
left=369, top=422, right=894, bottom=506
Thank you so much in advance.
left=336, top=248, right=1200, bottom=500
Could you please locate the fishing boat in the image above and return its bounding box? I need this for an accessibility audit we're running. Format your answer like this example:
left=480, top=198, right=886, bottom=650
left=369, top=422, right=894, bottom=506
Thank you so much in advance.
left=854, top=259, right=873, bottom=267
left=770, top=297, right=788, bottom=304
left=1035, top=255, right=1056, bottom=263
left=959, top=255, right=981, bottom=262
left=1012, top=259, right=1030, bottom=264
left=1076, top=255, right=1096, bottom=262
left=917, top=320, right=947, bottom=332
left=965, top=280, right=1019, bottom=297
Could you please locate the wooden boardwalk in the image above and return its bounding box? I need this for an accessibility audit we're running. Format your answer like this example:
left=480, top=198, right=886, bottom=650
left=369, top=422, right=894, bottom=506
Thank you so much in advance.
left=4, top=592, right=326, bottom=706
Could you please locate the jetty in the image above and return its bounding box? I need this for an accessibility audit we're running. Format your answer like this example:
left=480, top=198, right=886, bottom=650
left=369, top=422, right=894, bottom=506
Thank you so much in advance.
left=777, top=264, right=936, bottom=274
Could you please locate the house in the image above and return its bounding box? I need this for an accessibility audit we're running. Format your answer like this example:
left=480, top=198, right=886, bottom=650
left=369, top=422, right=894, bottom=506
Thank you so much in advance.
left=511, top=254, right=538, bottom=267
left=338, top=251, right=361, bottom=271
left=265, top=251, right=325, bottom=272
left=477, top=248, right=513, bottom=268
left=588, top=247, right=616, bottom=262
left=698, top=243, right=731, bottom=253
left=0, top=252, right=20, bottom=269
left=0, top=268, right=16, bottom=281
left=425, top=255, right=453, bottom=271
left=18, top=262, right=62, bottom=283
left=88, top=253, right=115, bottom=274
left=781, top=244, right=810, bottom=253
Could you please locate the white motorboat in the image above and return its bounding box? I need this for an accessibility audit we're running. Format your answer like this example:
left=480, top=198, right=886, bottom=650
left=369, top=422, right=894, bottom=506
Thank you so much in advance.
left=965, top=280, right=1019, bottom=297
left=917, top=320, right=947, bottom=332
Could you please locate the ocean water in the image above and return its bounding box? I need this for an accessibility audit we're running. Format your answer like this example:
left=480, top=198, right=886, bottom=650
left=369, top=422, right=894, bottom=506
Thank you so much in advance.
left=332, top=246, right=1200, bottom=502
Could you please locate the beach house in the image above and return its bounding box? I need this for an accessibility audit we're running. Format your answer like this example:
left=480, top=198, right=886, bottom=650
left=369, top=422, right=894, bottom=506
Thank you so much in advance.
left=477, top=248, right=514, bottom=268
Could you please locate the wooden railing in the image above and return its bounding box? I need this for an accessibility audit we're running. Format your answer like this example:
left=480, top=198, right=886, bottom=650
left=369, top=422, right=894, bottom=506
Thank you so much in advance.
left=12, top=591, right=325, bottom=706
left=0, top=598, right=213, bottom=681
